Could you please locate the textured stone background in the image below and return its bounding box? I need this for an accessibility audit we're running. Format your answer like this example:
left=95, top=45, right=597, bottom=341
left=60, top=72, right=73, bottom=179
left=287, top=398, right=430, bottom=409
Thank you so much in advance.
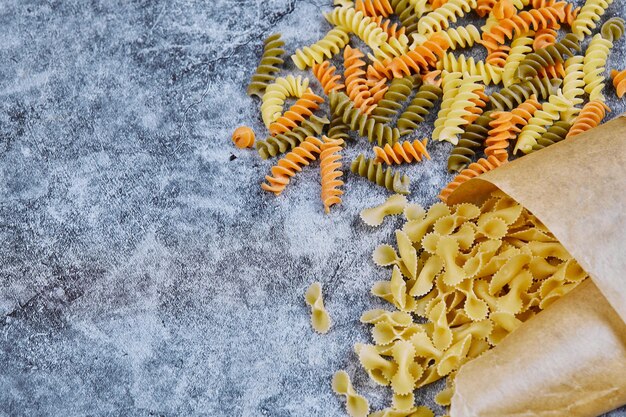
left=0, top=1, right=625, bottom=416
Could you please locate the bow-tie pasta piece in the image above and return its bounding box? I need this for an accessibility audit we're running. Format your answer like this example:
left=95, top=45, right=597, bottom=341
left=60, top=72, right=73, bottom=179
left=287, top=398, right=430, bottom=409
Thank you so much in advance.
left=332, top=370, right=370, bottom=417
left=360, top=194, right=409, bottom=227
left=304, top=282, right=331, bottom=334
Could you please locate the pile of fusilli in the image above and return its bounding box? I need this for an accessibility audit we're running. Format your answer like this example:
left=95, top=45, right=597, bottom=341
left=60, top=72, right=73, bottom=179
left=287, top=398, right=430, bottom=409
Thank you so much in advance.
left=235, top=0, right=624, bottom=210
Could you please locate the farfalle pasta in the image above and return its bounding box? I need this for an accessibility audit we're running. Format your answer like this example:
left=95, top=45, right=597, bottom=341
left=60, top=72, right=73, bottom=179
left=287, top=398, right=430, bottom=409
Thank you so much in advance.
left=305, top=281, right=332, bottom=334
left=352, top=190, right=589, bottom=415
left=360, top=194, right=408, bottom=227
left=332, top=371, right=370, bottom=417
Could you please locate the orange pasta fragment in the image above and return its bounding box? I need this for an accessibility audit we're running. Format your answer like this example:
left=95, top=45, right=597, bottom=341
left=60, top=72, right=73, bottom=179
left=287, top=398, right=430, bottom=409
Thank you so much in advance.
left=492, top=0, right=516, bottom=19
left=344, top=46, right=377, bottom=114
left=476, top=0, right=497, bottom=17
left=537, top=62, right=566, bottom=79
left=464, top=89, right=490, bottom=124
left=313, top=61, right=345, bottom=95
left=530, top=0, right=579, bottom=25
left=373, top=139, right=430, bottom=165
left=261, top=136, right=324, bottom=195
left=486, top=44, right=511, bottom=68
left=355, top=0, right=393, bottom=17
left=367, top=77, right=389, bottom=105
left=388, top=33, right=450, bottom=78
left=429, top=0, right=449, bottom=9
left=320, top=137, right=344, bottom=214
left=439, top=155, right=504, bottom=202
left=566, top=100, right=611, bottom=138
left=268, top=89, right=324, bottom=136
left=510, top=95, right=542, bottom=127
left=232, top=126, right=256, bottom=148
left=611, top=69, right=626, bottom=98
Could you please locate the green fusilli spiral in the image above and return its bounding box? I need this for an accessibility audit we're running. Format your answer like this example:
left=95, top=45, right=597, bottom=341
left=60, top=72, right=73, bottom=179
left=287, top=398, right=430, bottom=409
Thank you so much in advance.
left=490, top=78, right=562, bottom=111
left=350, top=154, right=410, bottom=194
left=256, top=115, right=329, bottom=159
left=447, top=111, right=494, bottom=172
left=516, top=33, right=581, bottom=80
left=531, top=121, right=572, bottom=152
left=247, top=34, right=285, bottom=98
left=396, top=84, right=443, bottom=136
left=371, top=76, right=419, bottom=124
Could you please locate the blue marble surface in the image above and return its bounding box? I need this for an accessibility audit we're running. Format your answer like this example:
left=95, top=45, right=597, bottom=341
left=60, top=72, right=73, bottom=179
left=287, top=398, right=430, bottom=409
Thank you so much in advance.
left=0, top=1, right=625, bottom=416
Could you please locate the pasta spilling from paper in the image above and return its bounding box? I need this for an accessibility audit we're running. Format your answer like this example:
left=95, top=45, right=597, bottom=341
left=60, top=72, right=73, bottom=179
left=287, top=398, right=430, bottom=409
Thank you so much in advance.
left=331, top=190, right=588, bottom=416
left=234, top=0, right=625, bottom=213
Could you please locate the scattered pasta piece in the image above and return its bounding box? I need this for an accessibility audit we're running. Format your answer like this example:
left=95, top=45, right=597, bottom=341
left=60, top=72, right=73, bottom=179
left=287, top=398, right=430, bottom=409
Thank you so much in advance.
left=231, top=126, right=255, bottom=149
left=305, top=282, right=332, bottom=334
left=612, top=69, right=626, bottom=98
left=360, top=194, right=408, bottom=227
left=332, top=370, right=370, bottom=417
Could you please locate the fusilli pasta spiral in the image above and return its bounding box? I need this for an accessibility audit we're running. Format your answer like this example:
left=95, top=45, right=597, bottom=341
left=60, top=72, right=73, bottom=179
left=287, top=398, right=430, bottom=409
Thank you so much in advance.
left=257, top=115, right=329, bottom=159
left=261, top=75, right=310, bottom=127
left=345, top=46, right=377, bottom=114
left=247, top=34, right=285, bottom=98
left=325, top=7, right=389, bottom=49
left=330, top=91, right=401, bottom=146
left=490, top=77, right=561, bottom=110
left=533, top=28, right=557, bottom=50
left=447, top=111, right=493, bottom=172
left=261, top=136, right=324, bottom=195
left=373, top=139, right=431, bottom=164
left=292, top=27, right=350, bottom=70
left=438, top=52, right=504, bottom=85
left=515, top=91, right=573, bottom=153
left=356, top=0, right=394, bottom=16
left=502, top=35, right=534, bottom=87
left=612, top=69, right=626, bottom=98
left=269, top=89, right=324, bottom=136
left=531, top=120, right=571, bottom=151
left=351, top=154, right=411, bottom=194
left=438, top=24, right=481, bottom=50
left=320, top=137, right=344, bottom=213
left=583, top=33, right=612, bottom=102
left=571, top=0, right=613, bottom=39
left=566, top=100, right=610, bottom=138
left=439, top=155, right=503, bottom=202
left=484, top=111, right=518, bottom=162
left=516, top=33, right=581, bottom=80
left=372, top=15, right=406, bottom=39
left=417, top=0, right=478, bottom=34
left=397, top=76, right=443, bottom=135
left=371, top=75, right=419, bottom=123
left=388, top=33, right=450, bottom=77
left=313, top=61, right=345, bottom=95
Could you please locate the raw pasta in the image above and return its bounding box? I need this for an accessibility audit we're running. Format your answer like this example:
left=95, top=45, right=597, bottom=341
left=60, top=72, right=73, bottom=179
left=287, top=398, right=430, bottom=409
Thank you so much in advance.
left=351, top=154, right=411, bottom=194
left=360, top=194, right=409, bottom=227
left=305, top=281, right=332, bottom=334
left=292, top=27, right=351, bottom=70
left=247, top=34, right=285, bottom=98
left=320, top=137, right=344, bottom=213
left=231, top=126, right=255, bottom=149
left=373, top=139, right=431, bottom=165
left=612, top=69, right=626, bottom=98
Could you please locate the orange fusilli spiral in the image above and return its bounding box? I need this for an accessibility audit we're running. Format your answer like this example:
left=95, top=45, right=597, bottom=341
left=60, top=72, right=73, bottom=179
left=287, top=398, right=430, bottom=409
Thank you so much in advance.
left=367, top=77, right=389, bottom=105
left=476, top=0, right=497, bottom=17
left=268, top=89, right=324, bottom=136
left=355, top=0, right=394, bottom=17
left=481, top=6, right=564, bottom=53
left=371, top=16, right=406, bottom=39
left=261, top=136, right=324, bottom=195
left=388, top=33, right=450, bottom=78
left=538, top=62, right=566, bottom=79
left=344, top=46, right=377, bottom=114
left=510, top=95, right=542, bottom=127
left=492, top=0, right=516, bottom=20
left=313, top=61, right=345, bottom=95
left=530, top=0, right=579, bottom=25
left=464, top=89, right=490, bottom=124
left=485, top=112, right=518, bottom=162
left=320, top=137, right=344, bottom=213
left=611, top=69, right=626, bottom=98
left=439, top=155, right=504, bottom=202
left=566, top=100, right=611, bottom=138
left=486, top=44, right=511, bottom=68
left=533, top=28, right=557, bottom=50
left=373, top=139, right=431, bottom=165
left=367, top=57, right=393, bottom=83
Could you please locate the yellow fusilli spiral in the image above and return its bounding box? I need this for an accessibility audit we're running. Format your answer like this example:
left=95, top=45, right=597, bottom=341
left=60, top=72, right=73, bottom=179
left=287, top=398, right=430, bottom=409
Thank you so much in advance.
left=261, top=136, right=324, bottom=195
left=438, top=24, right=481, bottom=50
left=324, top=6, right=388, bottom=49
left=260, top=75, right=310, bottom=128
left=571, top=0, right=613, bottom=39
left=561, top=55, right=585, bottom=120
left=583, top=33, right=611, bottom=102
left=515, top=91, right=573, bottom=154
left=437, top=52, right=504, bottom=85
left=433, top=73, right=483, bottom=144
left=291, top=27, right=350, bottom=70
left=502, top=35, right=534, bottom=87
left=372, top=34, right=411, bottom=61
left=417, top=0, right=477, bottom=35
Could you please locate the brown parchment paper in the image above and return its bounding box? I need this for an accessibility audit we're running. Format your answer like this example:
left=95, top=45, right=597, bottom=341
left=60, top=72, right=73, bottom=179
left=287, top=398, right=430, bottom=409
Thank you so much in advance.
left=448, top=114, right=626, bottom=417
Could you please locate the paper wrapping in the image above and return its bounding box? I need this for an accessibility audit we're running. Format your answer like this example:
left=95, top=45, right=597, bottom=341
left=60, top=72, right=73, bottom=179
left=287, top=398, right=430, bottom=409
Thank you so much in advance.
left=448, top=114, right=626, bottom=417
